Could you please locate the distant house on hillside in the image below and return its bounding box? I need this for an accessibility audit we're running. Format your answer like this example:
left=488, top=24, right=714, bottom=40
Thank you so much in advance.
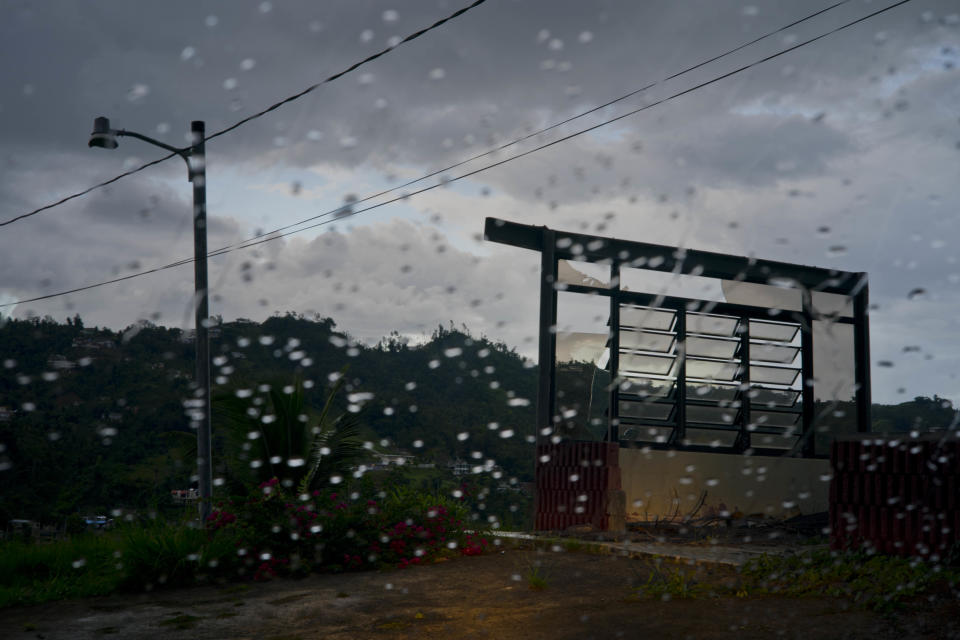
left=179, top=327, right=221, bottom=343
left=367, top=449, right=416, bottom=470
left=449, top=459, right=471, bottom=476
left=71, top=334, right=115, bottom=350
left=46, top=355, right=76, bottom=369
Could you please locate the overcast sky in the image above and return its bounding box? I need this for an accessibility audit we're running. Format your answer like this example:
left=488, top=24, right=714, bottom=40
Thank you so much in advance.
left=1, top=0, right=958, bottom=404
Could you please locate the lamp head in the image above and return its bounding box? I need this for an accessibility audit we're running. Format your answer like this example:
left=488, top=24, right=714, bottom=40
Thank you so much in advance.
left=88, top=116, right=118, bottom=149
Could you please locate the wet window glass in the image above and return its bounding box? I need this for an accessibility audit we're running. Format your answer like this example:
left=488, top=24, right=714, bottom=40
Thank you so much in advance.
left=0, top=1, right=958, bottom=635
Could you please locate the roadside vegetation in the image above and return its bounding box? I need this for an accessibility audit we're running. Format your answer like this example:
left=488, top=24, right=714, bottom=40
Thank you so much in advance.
left=0, top=477, right=488, bottom=608
left=634, top=549, right=960, bottom=611
left=0, top=373, right=493, bottom=608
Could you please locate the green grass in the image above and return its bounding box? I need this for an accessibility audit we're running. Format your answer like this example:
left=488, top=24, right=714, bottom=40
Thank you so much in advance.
left=0, top=533, right=126, bottom=607
left=636, top=558, right=709, bottom=601
left=738, top=549, right=960, bottom=611
left=0, top=521, right=242, bottom=608
left=524, top=565, right=548, bottom=591
left=118, top=520, right=239, bottom=590
left=632, top=550, right=960, bottom=611
left=528, top=536, right=609, bottom=556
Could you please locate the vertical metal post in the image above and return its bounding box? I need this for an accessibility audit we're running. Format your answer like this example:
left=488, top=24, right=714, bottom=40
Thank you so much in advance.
left=537, top=227, right=557, bottom=442
left=737, top=319, right=751, bottom=452
left=190, top=120, right=212, bottom=522
left=672, top=305, right=687, bottom=445
left=853, top=276, right=872, bottom=433
left=534, top=228, right=556, bottom=531
left=536, top=228, right=557, bottom=440
left=608, top=262, right=621, bottom=443
left=800, top=291, right=816, bottom=457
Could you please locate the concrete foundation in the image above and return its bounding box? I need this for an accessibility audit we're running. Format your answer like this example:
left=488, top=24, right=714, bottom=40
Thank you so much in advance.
left=620, top=447, right=831, bottom=521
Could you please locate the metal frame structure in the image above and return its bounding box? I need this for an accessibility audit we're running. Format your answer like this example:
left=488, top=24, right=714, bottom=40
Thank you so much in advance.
left=485, top=217, right=872, bottom=458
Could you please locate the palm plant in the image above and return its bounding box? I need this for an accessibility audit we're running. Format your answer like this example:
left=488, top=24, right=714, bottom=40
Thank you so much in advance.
left=214, top=376, right=366, bottom=494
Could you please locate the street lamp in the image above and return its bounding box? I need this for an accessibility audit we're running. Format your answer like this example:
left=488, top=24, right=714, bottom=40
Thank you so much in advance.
left=89, top=116, right=213, bottom=522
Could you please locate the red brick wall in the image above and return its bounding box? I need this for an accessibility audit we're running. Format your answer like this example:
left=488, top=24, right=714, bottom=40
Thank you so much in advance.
left=534, top=441, right=622, bottom=531
left=830, top=435, right=959, bottom=559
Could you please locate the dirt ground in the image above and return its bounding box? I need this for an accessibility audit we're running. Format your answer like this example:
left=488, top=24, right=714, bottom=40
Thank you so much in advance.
left=2, top=546, right=960, bottom=640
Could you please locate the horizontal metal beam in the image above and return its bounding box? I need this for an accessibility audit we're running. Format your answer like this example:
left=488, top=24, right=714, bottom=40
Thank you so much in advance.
left=485, top=217, right=863, bottom=295
left=618, top=441, right=824, bottom=458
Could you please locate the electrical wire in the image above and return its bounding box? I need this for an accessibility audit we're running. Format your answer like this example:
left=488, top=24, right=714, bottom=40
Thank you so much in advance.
left=0, top=0, right=488, bottom=229
left=0, top=0, right=914, bottom=309
left=197, top=0, right=853, bottom=255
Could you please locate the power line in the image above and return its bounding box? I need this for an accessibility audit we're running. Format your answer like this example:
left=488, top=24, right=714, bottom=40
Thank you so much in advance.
left=0, top=0, right=488, bottom=229
left=0, top=154, right=180, bottom=228
left=1, top=0, right=913, bottom=309
left=204, top=0, right=487, bottom=144
left=179, top=0, right=855, bottom=261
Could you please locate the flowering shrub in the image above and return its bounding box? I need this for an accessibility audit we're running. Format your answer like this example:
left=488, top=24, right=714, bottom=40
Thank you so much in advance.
left=205, top=478, right=485, bottom=580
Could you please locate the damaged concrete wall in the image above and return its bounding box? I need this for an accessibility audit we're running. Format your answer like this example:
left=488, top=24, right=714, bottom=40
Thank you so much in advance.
left=620, top=447, right=830, bottom=521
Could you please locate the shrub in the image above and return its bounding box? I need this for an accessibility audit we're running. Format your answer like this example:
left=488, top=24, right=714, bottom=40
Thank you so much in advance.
left=207, top=477, right=484, bottom=578
left=0, top=481, right=489, bottom=607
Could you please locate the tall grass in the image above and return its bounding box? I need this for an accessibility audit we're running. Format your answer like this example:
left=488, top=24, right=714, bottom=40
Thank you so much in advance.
left=0, top=521, right=241, bottom=608
left=0, top=533, right=125, bottom=607
left=118, top=520, right=240, bottom=590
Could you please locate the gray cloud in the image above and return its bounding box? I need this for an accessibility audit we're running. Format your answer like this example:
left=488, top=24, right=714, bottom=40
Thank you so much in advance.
left=1, top=0, right=959, bottom=404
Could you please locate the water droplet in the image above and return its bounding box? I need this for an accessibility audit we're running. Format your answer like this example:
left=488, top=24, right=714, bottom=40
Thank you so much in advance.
left=382, top=9, right=398, bottom=22
left=126, top=84, right=150, bottom=102
left=204, top=15, right=219, bottom=28
left=240, top=58, right=256, bottom=71
left=181, top=46, right=196, bottom=61
left=578, top=31, right=593, bottom=44
left=360, top=29, right=374, bottom=43
left=429, top=68, right=446, bottom=80
left=223, top=77, right=238, bottom=91
left=259, top=1, right=272, bottom=13
left=457, top=432, right=469, bottom=441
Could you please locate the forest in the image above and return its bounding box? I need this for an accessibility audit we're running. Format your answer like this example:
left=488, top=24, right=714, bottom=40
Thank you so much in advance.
left=0, top=313, right=536, bottom=525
